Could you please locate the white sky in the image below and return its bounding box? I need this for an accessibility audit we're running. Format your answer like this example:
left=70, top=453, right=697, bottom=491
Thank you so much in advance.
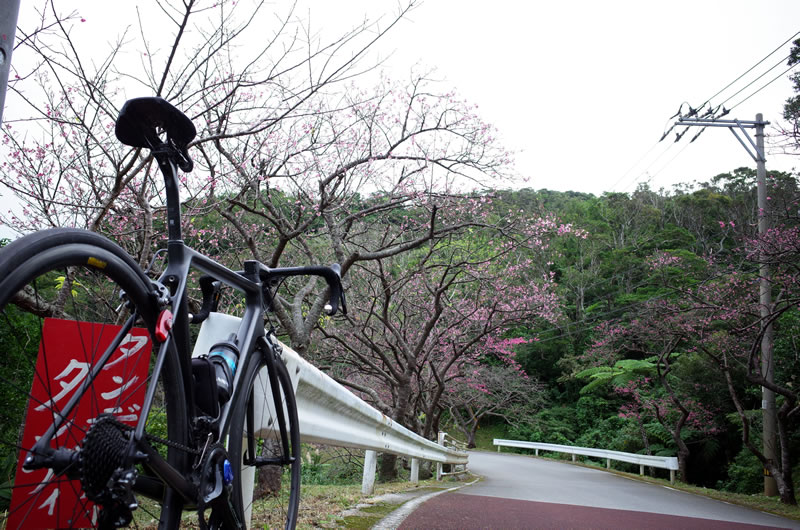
left=296, top=0, right=800, bottom=195
left=7, top=0, right=800, bottom=201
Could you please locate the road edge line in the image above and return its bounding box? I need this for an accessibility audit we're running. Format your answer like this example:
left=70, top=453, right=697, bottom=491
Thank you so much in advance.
left=372, top=478, right=480, bottom=530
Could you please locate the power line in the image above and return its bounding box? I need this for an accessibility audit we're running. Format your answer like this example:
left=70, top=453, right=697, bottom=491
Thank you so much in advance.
left=718, top=55, right=792, bottom=108
left=646, top=141, right=693, bottom=184
left=697, top=31, right=800, bottom=111
left=618, top=141, right=680, bottom=193
left=729, top=62, right=799, bottom=112
left=662, top=29, right=799, bottom=130
left=607, top=141, right=662, bottom=192
left=643, top=30, right=800, bottom=192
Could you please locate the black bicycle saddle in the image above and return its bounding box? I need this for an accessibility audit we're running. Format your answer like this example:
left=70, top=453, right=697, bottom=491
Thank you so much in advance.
left=115, top=97, right=196, bottom=150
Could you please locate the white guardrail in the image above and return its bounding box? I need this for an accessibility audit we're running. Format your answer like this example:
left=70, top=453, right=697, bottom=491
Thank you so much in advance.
left=194, top=313, right=468, bottom=497
left=494, top=439, right=678, bottom=483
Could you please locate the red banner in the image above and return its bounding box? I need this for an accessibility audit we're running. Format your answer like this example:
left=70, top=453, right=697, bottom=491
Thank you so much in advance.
left=8, top=318, right=151, bottom=529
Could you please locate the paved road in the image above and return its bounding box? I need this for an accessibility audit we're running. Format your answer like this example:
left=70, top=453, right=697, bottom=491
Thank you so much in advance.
left=398, top=451, right=800, bottom=529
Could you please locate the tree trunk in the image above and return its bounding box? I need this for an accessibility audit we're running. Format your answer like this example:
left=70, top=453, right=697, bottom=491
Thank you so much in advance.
left=776, top=401, right=798, bottom=505
left=677, top=446, right=690, bottom=484
left=722, top=357, right=798, bottom=505
left=378, top=453, right=398, bottom=482
left=467, top=424, right=478, bottom=449
left=253, top=440, right=282, bottom=499
left=636, top=415, right=656, bottom=477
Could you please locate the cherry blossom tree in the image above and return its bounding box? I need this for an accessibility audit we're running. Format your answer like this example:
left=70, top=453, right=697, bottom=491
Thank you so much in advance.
left=445, top=364, right=544, bottom=449
left=317, top=210, right=581, bottom=476
left=579, top=301, right=724, bottom=482
left=643, top=230, right=800, bottom=503
left=2, top=0, right=524, bottom=358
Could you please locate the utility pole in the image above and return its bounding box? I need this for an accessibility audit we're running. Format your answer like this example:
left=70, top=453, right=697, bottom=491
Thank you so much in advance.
left=755, top=114, right=777, bottom=497
left=0, top=0, right=21, bottom=127
left=676, top=114, right=777, bottom=496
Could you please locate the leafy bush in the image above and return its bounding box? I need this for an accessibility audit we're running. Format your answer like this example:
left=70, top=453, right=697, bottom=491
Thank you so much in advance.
left=575, top=415, right=629, bottom=450
left=0, top=452, right=14, bottom=512
left=717, top=448, right=762, bottom=494
left=300, top=446, right=363, bottom=485
left=510, top=406, right=577, bottom=444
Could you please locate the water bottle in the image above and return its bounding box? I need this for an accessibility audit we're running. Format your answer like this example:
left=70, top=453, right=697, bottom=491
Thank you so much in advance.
left=208, top=333, right=240, bottom=403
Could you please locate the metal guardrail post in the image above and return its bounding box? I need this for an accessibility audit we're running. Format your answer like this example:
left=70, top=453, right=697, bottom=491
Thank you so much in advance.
left=410, top=458, right=420, bottom=484
left=436, top=432, right=445, bottom=481
left=362, top=450, right=377, bottom=494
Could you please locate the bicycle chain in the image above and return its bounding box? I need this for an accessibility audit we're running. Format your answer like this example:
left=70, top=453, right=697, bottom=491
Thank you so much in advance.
left=103, top=416, right=203, bottom=456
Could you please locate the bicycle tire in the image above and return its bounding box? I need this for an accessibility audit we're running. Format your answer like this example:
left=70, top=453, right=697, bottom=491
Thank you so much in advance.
left=227, top=342, right=301, bottom=529
left=0, top=229, right=189, bottom=529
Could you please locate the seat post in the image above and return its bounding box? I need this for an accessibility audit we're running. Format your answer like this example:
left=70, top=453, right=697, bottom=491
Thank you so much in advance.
left=154, top=150, right=183, bottom=242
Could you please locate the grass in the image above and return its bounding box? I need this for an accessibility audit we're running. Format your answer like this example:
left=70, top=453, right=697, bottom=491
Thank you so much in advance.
left=671, top=482, right=800, bottom=521
left=440, top=422, right=511, bottom=452
left=338, top=501, right=406, bottom=530
left=287, top=479, right=452, bottom=529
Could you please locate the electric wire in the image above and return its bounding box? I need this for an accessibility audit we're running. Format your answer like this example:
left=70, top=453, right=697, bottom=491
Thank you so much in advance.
left=606, top=142, right=662, bottom=192
left=696, top=31, right=799, bottom=111
left=646, top=141, right=694, bottom=185
left=717, top=55, right=792, bottom=109
left=536, top=31, right=799, bottom=338
left=624, top=30, right=800, bottom=194
left=521, top=32, right=800, bottom=377
left=728, top=63, right=800, bottom=112
left=617, top=141, right=679, bottom=192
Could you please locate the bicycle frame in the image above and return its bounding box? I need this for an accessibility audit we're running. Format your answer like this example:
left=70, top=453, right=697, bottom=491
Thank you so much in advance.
left=14, top=97, right=341, bottom=528
left=133, top=246, right=271, bottom=504
left=119, top=155, right=292, bottom=507
left=23, top=155, right=293, bottom=509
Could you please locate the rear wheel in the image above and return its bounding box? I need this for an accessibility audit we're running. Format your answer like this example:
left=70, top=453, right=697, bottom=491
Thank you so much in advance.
left=227, top=341, right=301, bottom=529
left=0, top=229, right=188, bottom=529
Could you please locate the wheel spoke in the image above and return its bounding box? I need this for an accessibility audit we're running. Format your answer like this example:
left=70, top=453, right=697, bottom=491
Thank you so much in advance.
left=0, top=232, right=188, bottom=529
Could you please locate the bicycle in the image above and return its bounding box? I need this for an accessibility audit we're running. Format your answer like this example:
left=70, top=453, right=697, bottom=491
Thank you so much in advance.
left=0, top=96, right=347, bottom=529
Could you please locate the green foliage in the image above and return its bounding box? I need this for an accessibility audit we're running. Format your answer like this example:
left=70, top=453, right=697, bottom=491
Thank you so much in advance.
left=576, top=358, right=656, bottom=394
left=574, top=395, right=619, bottom=431
left=717, top=448, right=763, bottom=495
left=510, top=406, right=577, bottom=445
left=0, top=306, right=40, bottom=472
left=0, top=452, right=13, bottom=512
left=575, top=415, right=629, bottom=451
left=299, top=447, right=363, bottom=485
left=784, top=38, right=800, bottom=130
left=774, top=310, right=800, bottom=391
left=54, top=275, right=80, bottom=297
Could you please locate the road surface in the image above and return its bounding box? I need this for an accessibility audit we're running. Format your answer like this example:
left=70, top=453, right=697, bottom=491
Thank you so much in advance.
left=397, top=451, right=800, bottom=529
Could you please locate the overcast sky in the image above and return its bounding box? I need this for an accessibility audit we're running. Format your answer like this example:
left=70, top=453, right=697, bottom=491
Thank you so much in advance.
left=296, top=0, right=800, bottom=195
left=9, top=0, right=800, bottom=199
